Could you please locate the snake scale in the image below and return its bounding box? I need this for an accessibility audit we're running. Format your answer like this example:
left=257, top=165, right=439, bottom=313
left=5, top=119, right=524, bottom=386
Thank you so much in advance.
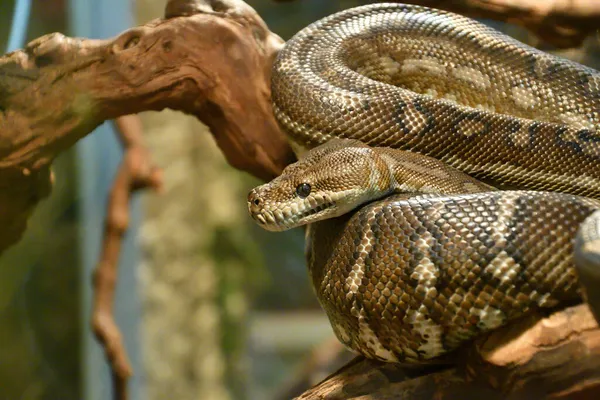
left=248, top=3, right=600, bottom=363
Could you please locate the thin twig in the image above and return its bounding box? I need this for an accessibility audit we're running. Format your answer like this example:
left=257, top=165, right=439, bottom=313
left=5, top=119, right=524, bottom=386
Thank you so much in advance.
left=91, top=114, right=163, bottom=400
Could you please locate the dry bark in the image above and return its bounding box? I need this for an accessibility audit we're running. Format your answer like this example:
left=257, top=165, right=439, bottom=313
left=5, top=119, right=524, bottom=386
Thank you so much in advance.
left=401, top=0, right=600, bottom=49
left=0, top=0, right=599, bottom=399
left=0, top=0, right=294, bottom=257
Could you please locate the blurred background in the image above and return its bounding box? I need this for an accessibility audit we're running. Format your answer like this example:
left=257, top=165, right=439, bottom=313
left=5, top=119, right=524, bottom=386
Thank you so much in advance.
left=0, top=0, right=598, bottom=399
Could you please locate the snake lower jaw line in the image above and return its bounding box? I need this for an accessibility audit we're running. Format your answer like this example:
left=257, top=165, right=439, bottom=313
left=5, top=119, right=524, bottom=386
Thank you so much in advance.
left=250, top=200, right=339, bottom=231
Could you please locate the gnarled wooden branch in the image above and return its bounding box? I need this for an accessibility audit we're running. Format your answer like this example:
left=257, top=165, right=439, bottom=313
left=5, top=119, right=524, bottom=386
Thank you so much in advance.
left=403, top=0, right=600, bottom=48
left=0, top=0, right=294, bottom=257
left=0, top=1, right=293, bottom=399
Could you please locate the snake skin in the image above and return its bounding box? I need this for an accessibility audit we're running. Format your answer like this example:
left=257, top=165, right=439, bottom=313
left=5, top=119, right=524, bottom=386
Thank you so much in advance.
left=306, top=191, right=598, bottom=361
left=272, top=3, right=600, bottom=195
left=249, top=3, right=600, bottom=362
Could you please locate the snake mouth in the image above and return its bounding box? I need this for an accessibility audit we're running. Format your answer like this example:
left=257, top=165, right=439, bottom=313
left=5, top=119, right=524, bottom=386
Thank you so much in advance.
left=252, top=199, right=337, bottom=231
left=298, top=200, right=335, bottom=219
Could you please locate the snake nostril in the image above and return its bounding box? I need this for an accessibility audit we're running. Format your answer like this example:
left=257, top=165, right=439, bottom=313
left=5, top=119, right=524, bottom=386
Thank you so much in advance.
left=253, top=198, right=260, bottom=206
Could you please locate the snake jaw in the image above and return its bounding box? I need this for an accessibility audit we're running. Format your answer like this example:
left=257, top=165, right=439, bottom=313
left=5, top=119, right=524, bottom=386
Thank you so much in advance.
left=248, top=196, right=336, bottom=231
left=248, top=188, right=365, bottom=231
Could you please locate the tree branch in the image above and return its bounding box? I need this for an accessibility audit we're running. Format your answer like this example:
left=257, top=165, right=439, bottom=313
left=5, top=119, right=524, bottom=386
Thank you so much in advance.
left=404, top=0, right=600, bottom=48
left=0, top=0, right=295, bottom=256
left=91, top=114, right=162, bottom=400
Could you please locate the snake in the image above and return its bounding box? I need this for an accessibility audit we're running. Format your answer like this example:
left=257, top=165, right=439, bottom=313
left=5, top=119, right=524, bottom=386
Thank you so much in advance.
left=247, top=3, right=600, bottom=363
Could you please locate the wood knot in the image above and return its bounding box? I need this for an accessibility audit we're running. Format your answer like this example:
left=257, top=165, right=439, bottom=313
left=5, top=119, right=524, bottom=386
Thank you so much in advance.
left=123, top=36, right=140, bottom=50
left=112, top=32, right=143, bottom=54
left=25, top=33, right=71, bottom=66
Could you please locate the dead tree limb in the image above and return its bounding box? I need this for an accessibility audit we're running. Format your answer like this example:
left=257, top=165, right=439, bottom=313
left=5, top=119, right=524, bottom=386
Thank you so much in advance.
left=91, top=114, right=162, bottom=400
left=404, top=0, right=600, bottom=48
left=0, top=0, right=294, bottom=256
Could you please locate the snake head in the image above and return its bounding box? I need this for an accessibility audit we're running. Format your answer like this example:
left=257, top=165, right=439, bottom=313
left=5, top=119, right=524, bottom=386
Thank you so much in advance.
left=248, top=139, right=393, bottom=231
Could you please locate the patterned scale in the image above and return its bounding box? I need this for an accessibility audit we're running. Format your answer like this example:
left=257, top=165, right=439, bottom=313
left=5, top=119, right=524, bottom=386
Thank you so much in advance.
left=248, top=3, right=600, bottom=362
left=307, top=191, right=598, bottom=361
left=272, top=3, right=600, bottom=195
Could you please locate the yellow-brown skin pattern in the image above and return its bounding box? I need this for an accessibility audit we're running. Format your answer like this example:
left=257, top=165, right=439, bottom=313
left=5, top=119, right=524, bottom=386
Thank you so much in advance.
left=249, top=4, right=600, bottom=362
left=272, top=4, right=600, bottom=197
left=248, top=139, right=493, bottom=231
left=249, top=139, right=600, bottom=362
left=306, top=191, right=599, bottom=362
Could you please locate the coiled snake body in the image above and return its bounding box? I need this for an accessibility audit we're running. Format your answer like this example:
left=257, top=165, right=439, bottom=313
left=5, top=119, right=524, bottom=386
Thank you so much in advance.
left=248, top=3, right=600, bottom=362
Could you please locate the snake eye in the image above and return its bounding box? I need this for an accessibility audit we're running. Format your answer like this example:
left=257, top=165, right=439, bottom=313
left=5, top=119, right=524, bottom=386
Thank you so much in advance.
left=296, top=183, right=311, bottom=198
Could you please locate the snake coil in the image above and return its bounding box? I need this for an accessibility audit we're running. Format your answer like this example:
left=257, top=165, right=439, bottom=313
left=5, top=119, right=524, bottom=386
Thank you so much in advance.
left=249, top=3, right=600, bottom=362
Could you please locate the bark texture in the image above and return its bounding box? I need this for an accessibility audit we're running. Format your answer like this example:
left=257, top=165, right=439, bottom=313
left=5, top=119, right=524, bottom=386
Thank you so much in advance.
left=393, top=0, right=600, bottom=48
left=0, top=0, right=294, bottom=258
